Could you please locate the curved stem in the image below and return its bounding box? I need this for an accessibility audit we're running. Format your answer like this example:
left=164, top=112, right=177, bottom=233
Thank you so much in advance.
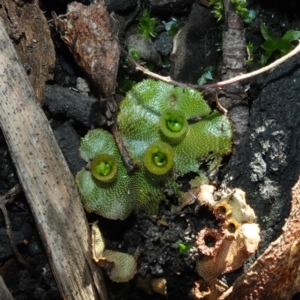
left=121, top=41, right=300, bottom=91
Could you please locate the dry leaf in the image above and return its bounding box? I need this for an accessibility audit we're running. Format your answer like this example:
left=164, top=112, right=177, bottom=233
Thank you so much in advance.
left=53, top=1, right=120, bottom=98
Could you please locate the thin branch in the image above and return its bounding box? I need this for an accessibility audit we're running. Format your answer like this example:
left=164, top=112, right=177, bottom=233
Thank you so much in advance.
left=122, top=41, right=300, bottom=90
left=0, top=184, right=29, bottom=268
left=111, top=124, right=136, bottom=173
left=215, top=93, right=228, bottom=118
left=125, top=0, right=140, bottom=29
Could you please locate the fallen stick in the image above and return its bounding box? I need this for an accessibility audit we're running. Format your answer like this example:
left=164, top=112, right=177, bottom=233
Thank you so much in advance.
left=0, top=184, right=29, bottom=268
left=0, top=275, right=14, bottom=300
left=0, top=21, right=108, bottom=300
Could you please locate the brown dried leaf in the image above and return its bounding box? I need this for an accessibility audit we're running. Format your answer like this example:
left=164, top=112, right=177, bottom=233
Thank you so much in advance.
left=53, top=1, right=120, bottom=98
left=0, top=0, right=55, bottom=101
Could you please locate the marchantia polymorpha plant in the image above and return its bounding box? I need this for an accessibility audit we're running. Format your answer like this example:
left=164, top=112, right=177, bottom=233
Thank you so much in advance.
left=76, top=79, right=232, bottom=220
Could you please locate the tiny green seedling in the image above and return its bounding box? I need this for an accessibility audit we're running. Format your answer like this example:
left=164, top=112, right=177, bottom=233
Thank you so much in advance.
left=231, top=0, right=256, bottom=24
left=164, top=20, right=185, bottom=37
left=260, top=23, right=300, bottom=65
left=209, top=0, right=224, bottom=22
left=209, top=0, right=256, bottom=24
left=128, top=46, right=141, bottom=61
left=197, top=67, right=215, bottom=85
left=178, top=243, right=194, bottom=254
left=162, top=56, right=171, bottom=68
left=136, top=9, right=158, bottom=39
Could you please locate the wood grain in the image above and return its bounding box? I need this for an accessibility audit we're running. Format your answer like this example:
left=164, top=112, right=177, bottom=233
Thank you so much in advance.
left=0, top=20, right=107, bottom=300
left=0, top=0, right=55, bottom=101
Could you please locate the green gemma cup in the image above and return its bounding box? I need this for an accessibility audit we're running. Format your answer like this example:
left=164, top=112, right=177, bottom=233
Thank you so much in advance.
left=144, top=141, right=174, bottom=175
left=159, top=108, right=188, bottom=142
left=91, top=154, right=118, bottom=183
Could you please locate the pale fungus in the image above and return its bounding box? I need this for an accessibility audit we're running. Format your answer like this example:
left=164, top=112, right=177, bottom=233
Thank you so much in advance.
left=91, top=222, right=137, bottom=283
left=192, top=185, right=261, bottom=299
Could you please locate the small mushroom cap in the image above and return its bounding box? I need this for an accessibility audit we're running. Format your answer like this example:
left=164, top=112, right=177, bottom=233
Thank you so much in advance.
left=151, top=277, right=168, bottom=297
left=196, top=228, right=224, bottom=257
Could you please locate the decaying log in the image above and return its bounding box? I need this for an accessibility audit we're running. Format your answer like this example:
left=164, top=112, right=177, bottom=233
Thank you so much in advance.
left=0, top=21, right=108, bottom=300
left=0, top=0, right=55, bottom=101
left=219, top=175, right=300, bottom=300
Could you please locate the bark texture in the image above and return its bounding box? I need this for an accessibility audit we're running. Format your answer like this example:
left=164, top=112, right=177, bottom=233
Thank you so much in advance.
left=0, top=20, right=107, bottom=300
left=219, top=0, right=248, bottom=148
left=53, top=0, right=120, bottom=98
left=0, top=0, right=55, bottom=101
left=218, top=55, right=300, bottom=300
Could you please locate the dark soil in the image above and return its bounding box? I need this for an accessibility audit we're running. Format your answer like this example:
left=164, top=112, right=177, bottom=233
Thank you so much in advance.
left=1, top=1, right=300, bottom=300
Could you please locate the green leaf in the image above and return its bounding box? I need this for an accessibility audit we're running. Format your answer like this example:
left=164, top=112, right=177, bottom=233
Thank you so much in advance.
left=246, top=42, right=254, bottom=65
left=230, top=0, right=256, bottom=23
left=209, top=0, right=224, bottom=21
left=282, top=30, right=300, bottom=42
left=136, top=9, right=158, bottom=39
left=243, top=9, right=256, bottom=24
left=261, top=39, right=279, bottom=52
left=260, top=52, right=272, bottom=65
left=197, top=67, right=215, bottom=85
left=117, top=79, right=232, bottom=175
left=277, top=40, right=294, bottom=55
left=260, top=23, right=277, bottom=41
left=248, top=9, right=256, bottom=19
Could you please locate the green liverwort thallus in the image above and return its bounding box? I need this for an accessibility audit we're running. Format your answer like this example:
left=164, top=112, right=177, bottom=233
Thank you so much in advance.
left=76, top=79, right=233, bottom=220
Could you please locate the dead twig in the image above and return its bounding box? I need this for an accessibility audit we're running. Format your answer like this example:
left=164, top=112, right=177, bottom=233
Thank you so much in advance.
left=0, top=184, right=29, bottom=268
left=111, top=124, right=137, bottom=173
left=215, top=93, right=228, bottom=118
left=125, top=0, right=141, bottom=29
left=122, top=41, right=300, bottom=90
